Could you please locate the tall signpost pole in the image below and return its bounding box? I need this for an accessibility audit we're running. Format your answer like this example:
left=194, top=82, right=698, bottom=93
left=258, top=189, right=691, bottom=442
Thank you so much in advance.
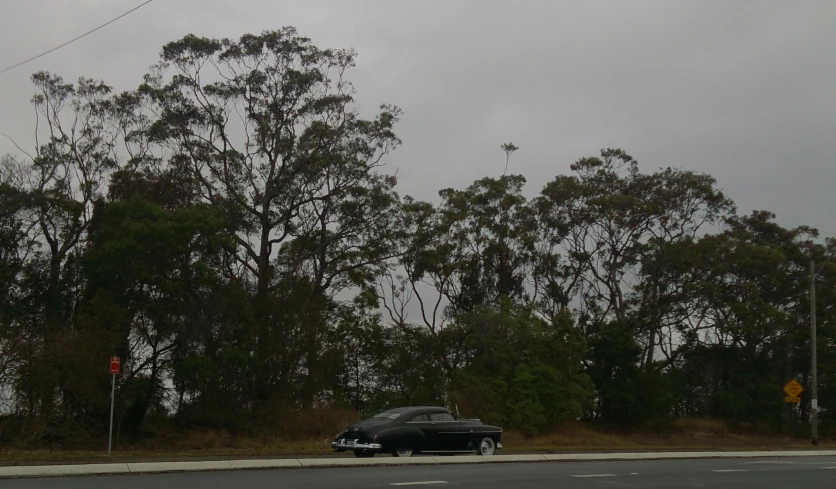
left=109, top=356, right=120, bottom=456
left=810, top=260, right=818, bottom=446
left=810, top=249, right=836, bottom=447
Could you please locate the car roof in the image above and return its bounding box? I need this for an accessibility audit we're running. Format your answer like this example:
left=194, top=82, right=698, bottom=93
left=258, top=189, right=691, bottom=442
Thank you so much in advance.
left=382, top=406, right=450, bottom=415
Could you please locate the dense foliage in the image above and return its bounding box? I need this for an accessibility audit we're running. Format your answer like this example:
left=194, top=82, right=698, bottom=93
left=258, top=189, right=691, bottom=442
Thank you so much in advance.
left=1, top=28, right=834, bottom=447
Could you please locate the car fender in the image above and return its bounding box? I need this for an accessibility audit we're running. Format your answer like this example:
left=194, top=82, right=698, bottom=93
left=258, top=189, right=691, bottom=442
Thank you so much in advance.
left=373, top=426, right=426, bottom=450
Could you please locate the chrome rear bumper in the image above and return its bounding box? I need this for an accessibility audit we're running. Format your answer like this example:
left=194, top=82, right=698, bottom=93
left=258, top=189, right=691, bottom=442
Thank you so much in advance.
left=332, top=439, right=383, bottom=451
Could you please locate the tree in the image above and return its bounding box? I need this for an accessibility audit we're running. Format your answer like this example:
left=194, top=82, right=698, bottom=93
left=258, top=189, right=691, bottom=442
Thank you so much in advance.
left=138, top=28, right=403, bottom=407
left=79, top=196, right=230, bottom=433
left=3, top=27, right=835, bottom=443
left=0, top=157, right=35, bottom=395
left=3, top=72, right=127, bottom=429
left=450, top=302, right=592, bottom=434
left=669, top=212, right=823, bottom=428
left=536, top=149, right=733, bottom=368
left=434, top=175, right=538, bottom=314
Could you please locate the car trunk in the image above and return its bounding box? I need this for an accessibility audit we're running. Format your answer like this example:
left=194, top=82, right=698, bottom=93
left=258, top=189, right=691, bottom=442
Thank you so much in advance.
left=338, top=418, right=388, bottom=443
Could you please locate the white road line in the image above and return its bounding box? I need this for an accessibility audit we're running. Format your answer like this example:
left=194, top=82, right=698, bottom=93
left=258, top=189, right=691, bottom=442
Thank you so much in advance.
left=390, top=482, right=448, bottom=486
left=745, top=461, right=802, bottom=465
left=712, top=469, right=750, bottom=473
left=571, top=474, right=617, bottom=478
left=822, top=467, right=836, bottom=469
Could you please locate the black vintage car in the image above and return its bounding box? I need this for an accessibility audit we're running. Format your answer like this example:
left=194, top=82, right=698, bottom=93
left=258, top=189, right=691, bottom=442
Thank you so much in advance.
left=331, top=406, right=503, bottom=457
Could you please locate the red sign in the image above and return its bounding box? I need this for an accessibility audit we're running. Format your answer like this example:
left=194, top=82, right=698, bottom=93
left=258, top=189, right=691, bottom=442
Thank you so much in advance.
left=110, top=356, right=120, bottom=375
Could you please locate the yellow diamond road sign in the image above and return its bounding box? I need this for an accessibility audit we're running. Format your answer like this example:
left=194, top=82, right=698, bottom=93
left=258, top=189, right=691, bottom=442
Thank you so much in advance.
left=783, top=379, right=804, bottom=398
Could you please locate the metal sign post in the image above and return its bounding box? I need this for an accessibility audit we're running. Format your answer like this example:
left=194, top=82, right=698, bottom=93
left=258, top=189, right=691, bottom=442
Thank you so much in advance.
left=810, top=260, right=818, bottom=446
left=809, top=251, right=835, bottom=447
left=109, top=356, right=120, bottom=456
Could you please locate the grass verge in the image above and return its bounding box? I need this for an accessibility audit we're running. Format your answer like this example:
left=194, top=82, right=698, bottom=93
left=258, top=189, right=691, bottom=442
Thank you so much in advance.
left=1, top=420, right=831, bottom=467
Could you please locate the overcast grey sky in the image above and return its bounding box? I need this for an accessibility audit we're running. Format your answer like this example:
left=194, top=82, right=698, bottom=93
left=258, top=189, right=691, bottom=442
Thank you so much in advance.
left=1, top=0, right=833, bottom=237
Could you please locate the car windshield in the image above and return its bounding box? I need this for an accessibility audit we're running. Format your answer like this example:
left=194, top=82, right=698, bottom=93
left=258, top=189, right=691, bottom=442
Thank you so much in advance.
left=372, top=412, right=401, bottom=419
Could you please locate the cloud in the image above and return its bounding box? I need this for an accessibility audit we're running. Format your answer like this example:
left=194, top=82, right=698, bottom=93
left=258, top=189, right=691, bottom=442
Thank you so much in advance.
left=0, top=0, right=833, bottom=237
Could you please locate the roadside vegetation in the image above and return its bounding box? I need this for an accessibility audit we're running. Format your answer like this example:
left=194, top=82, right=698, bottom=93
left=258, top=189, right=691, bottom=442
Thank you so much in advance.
left=1, top=419, right=833, bottom=466
left=1, top=26, right=833, bottom=454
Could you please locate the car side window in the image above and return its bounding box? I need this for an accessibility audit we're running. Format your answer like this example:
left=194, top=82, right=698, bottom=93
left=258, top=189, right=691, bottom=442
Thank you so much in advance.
left=429, top=412, right=455, bottom=422
left=409, top=414, right=430, bottom=422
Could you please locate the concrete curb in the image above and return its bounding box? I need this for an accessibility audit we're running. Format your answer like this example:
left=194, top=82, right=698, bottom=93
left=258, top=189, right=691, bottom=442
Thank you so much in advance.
left=1, top=450, right=835, bottom=479
left=0, top=463, right=131, bottom=478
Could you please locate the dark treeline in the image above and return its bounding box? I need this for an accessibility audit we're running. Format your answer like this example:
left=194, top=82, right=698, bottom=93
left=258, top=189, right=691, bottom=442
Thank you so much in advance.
left=1, top=28, right=834, bottom=447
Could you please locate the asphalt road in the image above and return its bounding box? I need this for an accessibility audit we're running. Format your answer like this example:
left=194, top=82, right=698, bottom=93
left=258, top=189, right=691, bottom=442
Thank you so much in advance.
left=4, top=456, right=836, bottom=488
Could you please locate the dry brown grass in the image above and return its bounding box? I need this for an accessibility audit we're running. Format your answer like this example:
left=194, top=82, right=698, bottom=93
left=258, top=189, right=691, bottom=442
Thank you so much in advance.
left=0, top=418, right=831, bottom=467
left=500, top=420, right=832, bottom=453
left=667, top=417, right=731, bottom=435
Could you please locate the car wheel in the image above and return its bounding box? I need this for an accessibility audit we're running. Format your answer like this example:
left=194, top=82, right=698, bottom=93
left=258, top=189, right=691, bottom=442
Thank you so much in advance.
left=392, top=448, right=413, bottom=457
left=477, top=437, right=496, bottom=456
left=354, top=450, right=375, bottom=458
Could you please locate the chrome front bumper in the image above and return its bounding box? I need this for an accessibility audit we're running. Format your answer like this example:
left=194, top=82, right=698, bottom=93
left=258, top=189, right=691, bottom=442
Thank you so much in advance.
left=331, top=439, right=383, bottom=451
